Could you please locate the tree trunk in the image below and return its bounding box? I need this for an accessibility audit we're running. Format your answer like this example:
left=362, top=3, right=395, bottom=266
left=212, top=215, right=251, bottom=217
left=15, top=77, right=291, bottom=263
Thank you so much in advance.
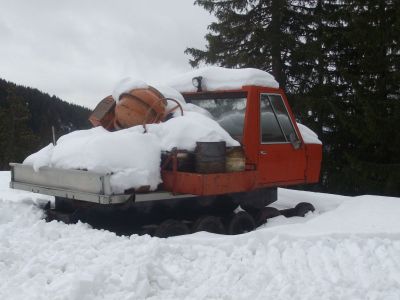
left=271, top=0, right=286, bottom=88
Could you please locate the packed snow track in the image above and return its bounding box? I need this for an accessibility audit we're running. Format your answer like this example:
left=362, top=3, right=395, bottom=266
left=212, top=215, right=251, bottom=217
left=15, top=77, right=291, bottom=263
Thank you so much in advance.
left=1, top=171, right=400, bottom=299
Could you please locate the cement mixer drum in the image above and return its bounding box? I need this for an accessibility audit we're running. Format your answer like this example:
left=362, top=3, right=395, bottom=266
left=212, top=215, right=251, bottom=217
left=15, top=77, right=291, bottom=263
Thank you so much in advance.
left=114, top=86, right=167, bottom=129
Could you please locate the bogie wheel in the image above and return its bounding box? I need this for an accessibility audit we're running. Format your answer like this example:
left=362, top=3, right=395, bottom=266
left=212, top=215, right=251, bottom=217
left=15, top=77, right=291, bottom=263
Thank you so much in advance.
left=239, top=203, right=258, bottom=215
left=295, top=202, right=315, bottom=217
left=55, top=197, right=75, bottom=213
left=255, top=207, right=281, bottom=226
left=228, top=211, right=256, bottom=235
left=192, top=216, right=225, bottom=234
left=140, top=225, right=157, bottom=236
left=154, top=219, right=190, bottom=238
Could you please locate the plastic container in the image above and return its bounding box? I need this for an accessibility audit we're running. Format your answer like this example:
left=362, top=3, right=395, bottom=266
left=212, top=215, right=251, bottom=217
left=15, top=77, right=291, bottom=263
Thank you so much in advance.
left=226, top=147, right=245, bottom=172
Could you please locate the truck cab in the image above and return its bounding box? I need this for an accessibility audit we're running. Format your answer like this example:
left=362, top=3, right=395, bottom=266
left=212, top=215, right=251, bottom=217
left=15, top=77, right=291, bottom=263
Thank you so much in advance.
left=182, top=86, right=322, bottom=188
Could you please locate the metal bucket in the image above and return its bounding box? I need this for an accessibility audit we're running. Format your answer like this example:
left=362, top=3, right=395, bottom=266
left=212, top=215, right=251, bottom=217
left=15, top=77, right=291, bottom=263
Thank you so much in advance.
left=226, top=147, right=245, bottom=172
left=195, top=142, right=226, bottom=174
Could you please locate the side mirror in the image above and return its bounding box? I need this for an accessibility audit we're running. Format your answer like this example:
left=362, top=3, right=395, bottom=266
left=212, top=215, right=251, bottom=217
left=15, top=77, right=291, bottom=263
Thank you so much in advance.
left=289, top=132, right=302, bottom=150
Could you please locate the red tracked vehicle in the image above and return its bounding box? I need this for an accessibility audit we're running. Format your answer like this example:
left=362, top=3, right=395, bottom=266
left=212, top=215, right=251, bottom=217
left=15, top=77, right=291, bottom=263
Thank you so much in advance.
left=10, top=76, right=322, bottom=237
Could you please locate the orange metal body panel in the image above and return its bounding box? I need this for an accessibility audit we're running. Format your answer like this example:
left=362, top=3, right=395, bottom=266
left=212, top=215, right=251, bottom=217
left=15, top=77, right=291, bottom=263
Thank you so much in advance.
left=304, top=144, right=323, bottom=183
left=161, top=170, right=257, bottom=196
left=167, top=86, right=322, bottom=196
left=239, top=86, right=310, bottom=187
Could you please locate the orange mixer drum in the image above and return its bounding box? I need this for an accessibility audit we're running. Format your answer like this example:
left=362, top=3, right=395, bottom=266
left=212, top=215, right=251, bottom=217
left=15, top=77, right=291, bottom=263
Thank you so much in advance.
left=114, top=86, right=167, bottom=129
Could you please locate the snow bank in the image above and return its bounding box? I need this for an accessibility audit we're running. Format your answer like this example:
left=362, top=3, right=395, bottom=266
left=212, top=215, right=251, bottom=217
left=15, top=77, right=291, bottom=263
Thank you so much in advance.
left=167, top=66, right=279, bottom=93
left=23, top=113, right=239, bottom=193
left=1, top=172, right=400, bottom=300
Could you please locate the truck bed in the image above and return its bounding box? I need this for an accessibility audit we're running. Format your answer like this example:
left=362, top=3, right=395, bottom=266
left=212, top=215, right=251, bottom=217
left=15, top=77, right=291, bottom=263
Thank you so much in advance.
left=9, top=163, right=258, bottom=205
left=9, top=163, right=132, bottom=204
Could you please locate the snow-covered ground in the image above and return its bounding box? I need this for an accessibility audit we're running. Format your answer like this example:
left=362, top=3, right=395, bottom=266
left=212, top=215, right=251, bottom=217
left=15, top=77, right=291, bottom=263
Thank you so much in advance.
left=1, top=171, right=400, bottom=300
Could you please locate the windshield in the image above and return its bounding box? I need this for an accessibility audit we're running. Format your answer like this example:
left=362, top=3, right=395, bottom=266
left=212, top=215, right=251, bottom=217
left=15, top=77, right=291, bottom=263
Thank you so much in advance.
left=186, top=96, right=247, bottom=142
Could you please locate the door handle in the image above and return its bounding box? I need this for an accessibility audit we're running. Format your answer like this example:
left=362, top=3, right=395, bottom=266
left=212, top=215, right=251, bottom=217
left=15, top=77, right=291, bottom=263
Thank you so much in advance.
left=260, top=150, right=267, bottom=155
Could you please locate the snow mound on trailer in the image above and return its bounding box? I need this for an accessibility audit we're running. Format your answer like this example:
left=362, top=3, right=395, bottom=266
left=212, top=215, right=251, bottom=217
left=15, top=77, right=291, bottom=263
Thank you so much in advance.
left=167, top=66, right=279, bottom=93
left=146, top=111, right=237, bottom=151
left=23, top=112, right=239, bottom=193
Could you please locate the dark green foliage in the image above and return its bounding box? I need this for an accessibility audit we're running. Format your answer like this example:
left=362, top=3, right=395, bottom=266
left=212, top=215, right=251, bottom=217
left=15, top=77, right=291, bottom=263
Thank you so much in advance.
left=330, top=0, right=400, bottom=196
left=188, top=0, right=400, bottom=196
left=0, top=86, right=39, bottom=169
left=186, top=0, right=290, bottom=88
left=0, top=79, right=91, bottom=169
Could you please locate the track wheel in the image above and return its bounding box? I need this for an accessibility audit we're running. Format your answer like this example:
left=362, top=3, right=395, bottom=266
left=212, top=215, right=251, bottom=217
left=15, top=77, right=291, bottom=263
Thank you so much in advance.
left=255, top=207, right=281, bottom=226
left=154, top=219, right=190, bottom=238
left=192, top=216, right=225, bottom=234
left=295, top=202, right=315, bottom=217
left=55, top=197, right=75, bottom=213
left=140, top=225, right=157, bottom=236
left=228, top=212, right=256, bottom=235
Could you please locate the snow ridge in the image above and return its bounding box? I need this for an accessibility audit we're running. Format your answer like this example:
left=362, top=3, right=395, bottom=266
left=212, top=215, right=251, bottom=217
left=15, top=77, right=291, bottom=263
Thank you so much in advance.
left=1, top=172, right=400, bottom=299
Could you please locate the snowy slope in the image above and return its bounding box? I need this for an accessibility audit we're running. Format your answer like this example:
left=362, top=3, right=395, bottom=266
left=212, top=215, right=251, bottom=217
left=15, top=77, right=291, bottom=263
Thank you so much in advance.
left=1, top=171, right=400, bottom=299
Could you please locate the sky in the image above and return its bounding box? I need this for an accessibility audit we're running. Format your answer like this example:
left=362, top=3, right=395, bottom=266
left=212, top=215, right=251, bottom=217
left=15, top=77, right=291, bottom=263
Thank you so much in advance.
left=0, top=0, right=214, bottom=108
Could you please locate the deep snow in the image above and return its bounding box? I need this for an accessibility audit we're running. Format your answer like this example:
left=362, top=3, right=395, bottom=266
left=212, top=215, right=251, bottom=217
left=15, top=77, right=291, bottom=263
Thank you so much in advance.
left=1, top=171, right=400, bottom=299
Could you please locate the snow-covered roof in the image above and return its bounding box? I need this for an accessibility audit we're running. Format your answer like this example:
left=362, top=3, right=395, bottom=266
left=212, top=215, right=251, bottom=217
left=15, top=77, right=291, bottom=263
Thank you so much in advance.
left=167, top=66, right=279, bottom=93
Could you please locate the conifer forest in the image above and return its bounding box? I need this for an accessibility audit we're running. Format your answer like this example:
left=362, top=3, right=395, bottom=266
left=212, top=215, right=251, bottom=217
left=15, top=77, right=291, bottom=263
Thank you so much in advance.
left=187, top=0, right=400, bottom=196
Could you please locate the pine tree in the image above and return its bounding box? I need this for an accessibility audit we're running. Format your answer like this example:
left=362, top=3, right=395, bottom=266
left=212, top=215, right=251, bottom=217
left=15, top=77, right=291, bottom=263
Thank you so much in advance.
left=185, top=0, right=292, bottom=89
left=287, top=0, right=353, bottom=193
left=332, top=0, right=400, bottom=196
left=0, top=79, right=91, bottom=169
left=188, top=0, right=400, bottom=196
left=0, top=87, right=39, bottom=168
left=187, top=0, right=347, bottom=192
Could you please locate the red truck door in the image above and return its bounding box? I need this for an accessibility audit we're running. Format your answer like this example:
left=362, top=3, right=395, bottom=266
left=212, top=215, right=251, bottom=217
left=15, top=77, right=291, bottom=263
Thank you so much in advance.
left=257, top=93, right=306, bottom=184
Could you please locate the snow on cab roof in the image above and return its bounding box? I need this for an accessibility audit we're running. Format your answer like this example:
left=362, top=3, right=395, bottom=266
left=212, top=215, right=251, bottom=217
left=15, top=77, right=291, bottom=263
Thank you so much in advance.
left=167, top=66, right=279, bottom=93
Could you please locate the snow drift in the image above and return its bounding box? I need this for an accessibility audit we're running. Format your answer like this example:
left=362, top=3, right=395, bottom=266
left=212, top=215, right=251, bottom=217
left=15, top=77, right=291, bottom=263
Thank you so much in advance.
left=1, top=172, right=400, bottom=300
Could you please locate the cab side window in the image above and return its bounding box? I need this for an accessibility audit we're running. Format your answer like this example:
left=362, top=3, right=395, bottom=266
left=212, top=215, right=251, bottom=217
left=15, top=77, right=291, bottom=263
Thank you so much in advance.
left=260, top=94, right=299, bottom=143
